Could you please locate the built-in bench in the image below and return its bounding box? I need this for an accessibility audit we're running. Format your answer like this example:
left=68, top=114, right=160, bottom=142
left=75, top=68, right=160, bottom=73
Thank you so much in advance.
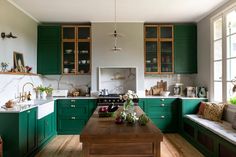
left=179, top=99, right=236, bottom=157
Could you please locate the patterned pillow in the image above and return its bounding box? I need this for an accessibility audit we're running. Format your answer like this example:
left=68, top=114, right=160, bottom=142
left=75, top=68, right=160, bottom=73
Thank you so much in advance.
left=197, top=102, right=206, bottom=116
left=203, top=102, right=225, bottom=122
left=232, top=113, right=236, bottom=130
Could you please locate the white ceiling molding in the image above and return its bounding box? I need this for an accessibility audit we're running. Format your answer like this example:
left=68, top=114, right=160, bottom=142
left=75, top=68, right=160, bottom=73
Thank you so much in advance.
left=8, top=0, right=229, bottom=23
left=7, top=0, right=39, bottom=23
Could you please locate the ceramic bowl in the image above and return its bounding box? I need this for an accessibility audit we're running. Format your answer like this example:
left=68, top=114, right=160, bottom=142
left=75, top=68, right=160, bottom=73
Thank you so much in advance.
left=160, top=91, right=170, bottom=97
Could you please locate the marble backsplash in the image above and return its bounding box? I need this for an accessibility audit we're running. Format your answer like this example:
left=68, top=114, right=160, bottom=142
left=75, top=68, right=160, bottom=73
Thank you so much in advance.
left=0, top=73, right=196, bottom=106
left=0, top=75, right=43, bottom=106
left=144, top=74, right=196, bottom=95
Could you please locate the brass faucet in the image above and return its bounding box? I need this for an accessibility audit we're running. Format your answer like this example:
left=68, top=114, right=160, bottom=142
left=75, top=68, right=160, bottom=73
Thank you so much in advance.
left=20, top=82, right=35, bottom=102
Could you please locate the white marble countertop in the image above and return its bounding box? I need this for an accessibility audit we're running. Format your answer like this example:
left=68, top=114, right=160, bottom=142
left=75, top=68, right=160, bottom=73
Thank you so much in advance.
left=53, top=96, right=97, bottom=99
left=139, top=95, right=207, bottom=99
left=0, top=98, right=54, bottom=113
left=0, top=95, right=207, bottom=113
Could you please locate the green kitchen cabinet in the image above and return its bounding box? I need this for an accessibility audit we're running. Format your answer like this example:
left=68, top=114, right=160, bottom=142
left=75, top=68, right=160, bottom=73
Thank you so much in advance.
left=138, top=98, right=147, bottom=112
left=37, top=25, right=61, bottom=75
left=174, top=24, right=197, bottom=74
left=0, top=107, right=37, bottom=157
left=145, top=98, right=178, bottom=132
left=178, top=98, right=207, bottom=134
left=57, top=99, right=96, bottom=134
left=37, top=112, right=56, bottom=148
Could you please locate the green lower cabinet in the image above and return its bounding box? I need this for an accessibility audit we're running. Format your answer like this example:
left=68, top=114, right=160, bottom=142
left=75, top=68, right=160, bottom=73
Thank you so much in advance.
left=145, top=98, right=178, bottom=132
left=58, top=117, right=88, bottom=134
left=138, top=98, right=146, bottom=112
left=57, top=99, right=97, bottom=134
left=37, top=112, right=55, bottom=147
left=150, top=116, right=174, bottom=131
left=0, top=108, right=37, bottom=157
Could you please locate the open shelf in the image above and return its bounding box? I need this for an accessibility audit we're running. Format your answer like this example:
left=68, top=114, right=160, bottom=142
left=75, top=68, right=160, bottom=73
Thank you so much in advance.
left=0, top=72, right=38, bottom=76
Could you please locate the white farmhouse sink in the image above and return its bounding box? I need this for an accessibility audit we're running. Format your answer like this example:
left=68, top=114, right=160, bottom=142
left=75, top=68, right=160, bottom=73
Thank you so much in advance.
left=37, top=101, right=54, bottom=119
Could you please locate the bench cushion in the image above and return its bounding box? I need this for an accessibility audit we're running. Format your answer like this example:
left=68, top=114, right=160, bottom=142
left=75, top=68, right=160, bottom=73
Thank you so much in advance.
left=185, top=114, right=236, bottom=145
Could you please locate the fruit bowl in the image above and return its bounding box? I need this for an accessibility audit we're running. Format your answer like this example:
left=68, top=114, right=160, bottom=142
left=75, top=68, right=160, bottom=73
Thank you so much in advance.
left=98, top=112, right=114, bottom=117
left=98, top=106, right=114, bottom=117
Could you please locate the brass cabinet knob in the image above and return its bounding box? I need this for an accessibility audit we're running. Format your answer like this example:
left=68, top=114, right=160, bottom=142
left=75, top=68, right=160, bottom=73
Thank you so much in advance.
left=161, top=115, right=165, bottom=119
left=161, top=104, right=165, bottom=107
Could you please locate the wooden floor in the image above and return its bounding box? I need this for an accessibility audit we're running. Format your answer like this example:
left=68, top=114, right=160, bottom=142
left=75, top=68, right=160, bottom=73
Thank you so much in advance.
left=35, top=134, right=204, bottom=157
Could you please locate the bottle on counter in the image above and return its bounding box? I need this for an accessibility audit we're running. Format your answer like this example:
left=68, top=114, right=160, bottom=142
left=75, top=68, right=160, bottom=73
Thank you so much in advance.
left=27, top=92, right=32, bottom=101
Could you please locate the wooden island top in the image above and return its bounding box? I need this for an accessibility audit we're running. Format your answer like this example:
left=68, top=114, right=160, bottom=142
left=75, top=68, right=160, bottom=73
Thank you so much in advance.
left=80, top=106, right=163, bottom=157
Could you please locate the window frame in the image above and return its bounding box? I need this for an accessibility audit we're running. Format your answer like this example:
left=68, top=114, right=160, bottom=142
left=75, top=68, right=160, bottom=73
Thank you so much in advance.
left=211, top=4, right=236, bottom=102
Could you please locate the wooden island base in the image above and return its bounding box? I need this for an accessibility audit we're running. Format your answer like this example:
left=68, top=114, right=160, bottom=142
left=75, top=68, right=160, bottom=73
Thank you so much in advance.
left=80, top=107, right=163, bottom=157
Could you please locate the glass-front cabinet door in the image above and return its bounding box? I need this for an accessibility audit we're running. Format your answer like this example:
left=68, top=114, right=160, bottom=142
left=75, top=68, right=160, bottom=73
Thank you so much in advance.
left=62, top=25, right=91, bottom=75
left=62, top=26, right=76, bottom=74
left=77, top=26, right=91, bottom=74
left=145, top=41, right=158, bottom=73
left=144, top=24, right=174, bottom=74
left=144, top=26, right=159, bottom=74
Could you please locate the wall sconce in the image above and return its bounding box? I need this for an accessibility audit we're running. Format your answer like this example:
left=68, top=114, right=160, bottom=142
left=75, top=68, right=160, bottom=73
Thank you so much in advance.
left=1, top=32, right=17, bottom=39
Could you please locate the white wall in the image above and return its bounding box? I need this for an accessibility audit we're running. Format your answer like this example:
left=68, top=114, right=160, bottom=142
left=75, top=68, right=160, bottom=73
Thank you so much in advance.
left=0, top=0, right=40, bottom=106
left=0, top=0, right=38, bottom=72
left=91, top=23, right=145, bottom=94
left=196, top=0, right=236, bottom=99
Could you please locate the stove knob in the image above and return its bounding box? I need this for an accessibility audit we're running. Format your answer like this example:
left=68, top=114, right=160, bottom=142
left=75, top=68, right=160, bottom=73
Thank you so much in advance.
left=113, top=100, right=115, bottom=102
left=117, top=99, right=120, bottom=102
left=104, top=99, right=107, bottom=103
left=108, top=100, right=111, bottom=102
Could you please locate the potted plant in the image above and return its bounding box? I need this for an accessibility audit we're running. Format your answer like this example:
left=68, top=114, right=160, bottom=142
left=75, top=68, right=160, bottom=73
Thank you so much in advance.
left=36, top=85, right=53, bottom=99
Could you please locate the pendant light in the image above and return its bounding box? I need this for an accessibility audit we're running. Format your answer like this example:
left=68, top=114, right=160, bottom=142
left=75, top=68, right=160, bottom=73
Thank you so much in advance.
left=111, top=0, right=122, bottom=52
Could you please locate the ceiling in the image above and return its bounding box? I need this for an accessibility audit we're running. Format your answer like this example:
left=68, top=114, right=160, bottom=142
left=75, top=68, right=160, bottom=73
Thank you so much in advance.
left=8, top=0, right=229, bottom=23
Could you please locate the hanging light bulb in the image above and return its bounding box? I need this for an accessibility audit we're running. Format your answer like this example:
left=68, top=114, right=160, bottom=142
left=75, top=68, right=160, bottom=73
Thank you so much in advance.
left=111, top=0, right=122, bottom=52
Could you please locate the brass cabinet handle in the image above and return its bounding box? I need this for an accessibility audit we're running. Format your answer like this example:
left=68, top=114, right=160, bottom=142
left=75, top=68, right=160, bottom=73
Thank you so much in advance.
left=71, top=100, right=76, bottom=103
left=27, top=110, right=31, bottom=113
left=71, top=117, right=76, bottom=120
left=70, top=105, right=76, bottom=108
left=161, top=115, right=165, bottom=119
left=161, top=104, right=165, bottom=107
left=161, top=99, right=165, bottom=101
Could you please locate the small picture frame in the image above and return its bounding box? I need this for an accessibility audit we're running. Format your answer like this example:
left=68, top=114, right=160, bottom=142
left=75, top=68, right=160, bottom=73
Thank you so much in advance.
left=13, top=52, right=25, bottom=72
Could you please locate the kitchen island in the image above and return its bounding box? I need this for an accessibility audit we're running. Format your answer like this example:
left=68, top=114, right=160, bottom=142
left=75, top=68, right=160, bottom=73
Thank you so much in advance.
left=80, top=106, right=163, bottom=157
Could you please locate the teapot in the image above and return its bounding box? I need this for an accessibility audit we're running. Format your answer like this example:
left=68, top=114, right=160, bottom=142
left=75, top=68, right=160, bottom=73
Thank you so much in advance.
left=100, top=89, right=109, bottom=96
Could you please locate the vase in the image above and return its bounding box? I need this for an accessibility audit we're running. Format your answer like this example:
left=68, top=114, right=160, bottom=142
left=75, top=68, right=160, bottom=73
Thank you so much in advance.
left=123, top=99, right=135, bottom=114
left=40, top=91, right=47, bottom=99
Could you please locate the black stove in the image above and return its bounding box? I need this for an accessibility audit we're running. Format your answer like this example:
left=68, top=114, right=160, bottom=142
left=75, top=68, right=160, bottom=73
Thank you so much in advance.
left=97, top=94, right=139, bottom=106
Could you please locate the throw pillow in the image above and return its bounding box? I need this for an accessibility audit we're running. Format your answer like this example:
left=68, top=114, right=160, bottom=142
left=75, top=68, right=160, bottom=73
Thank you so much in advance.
left=197, top=102, right=206, bottom=116
left=203, top=102, right=225, bottom=122
left=232, top=113, right=236, bottom=130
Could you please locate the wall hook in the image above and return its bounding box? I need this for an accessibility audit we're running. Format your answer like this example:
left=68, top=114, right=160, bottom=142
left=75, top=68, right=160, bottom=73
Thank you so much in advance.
left=1, top=32, right=17, bottom=39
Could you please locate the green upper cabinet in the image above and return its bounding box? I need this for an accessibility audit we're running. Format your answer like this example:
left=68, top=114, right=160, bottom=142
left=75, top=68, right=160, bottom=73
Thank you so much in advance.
left=37, top=25, right=61, bottom=75
left=174, top=24, right=197, bottom=74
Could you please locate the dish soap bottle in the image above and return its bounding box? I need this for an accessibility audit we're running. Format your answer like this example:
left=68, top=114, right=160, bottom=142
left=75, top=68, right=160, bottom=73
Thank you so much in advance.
left=27, top=92, right=32, bottom=101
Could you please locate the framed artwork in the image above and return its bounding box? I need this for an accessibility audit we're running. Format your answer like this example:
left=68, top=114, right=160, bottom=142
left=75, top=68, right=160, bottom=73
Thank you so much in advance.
left=13, top=52, right=25, bottom=72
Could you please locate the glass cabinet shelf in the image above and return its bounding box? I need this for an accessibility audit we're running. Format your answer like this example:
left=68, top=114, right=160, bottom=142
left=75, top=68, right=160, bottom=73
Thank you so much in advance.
left=62, top=25, right=91, bottom=75
left=144, top=24, right=174, bottom=74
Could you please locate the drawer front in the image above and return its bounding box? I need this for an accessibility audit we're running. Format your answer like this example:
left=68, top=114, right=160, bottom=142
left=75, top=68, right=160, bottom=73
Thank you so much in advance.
left=147, top=98, right=175, bottom=105
left=150, top=116, right=173, bottom=131
left=58, top=117, right=88, bottom=134
left=58, top=104, right=88, bottom=117
left=147, top=105, right=171, bottom=117
left=58, top=99, right=89, bottom=106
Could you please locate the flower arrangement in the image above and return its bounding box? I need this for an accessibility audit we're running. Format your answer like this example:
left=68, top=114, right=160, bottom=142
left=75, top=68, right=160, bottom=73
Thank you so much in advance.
left=120, top=90, right=138, bottom=113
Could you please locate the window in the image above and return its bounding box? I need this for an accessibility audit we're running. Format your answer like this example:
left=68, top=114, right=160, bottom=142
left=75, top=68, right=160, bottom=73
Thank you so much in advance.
left=212, top=7, right=236, bottom=102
